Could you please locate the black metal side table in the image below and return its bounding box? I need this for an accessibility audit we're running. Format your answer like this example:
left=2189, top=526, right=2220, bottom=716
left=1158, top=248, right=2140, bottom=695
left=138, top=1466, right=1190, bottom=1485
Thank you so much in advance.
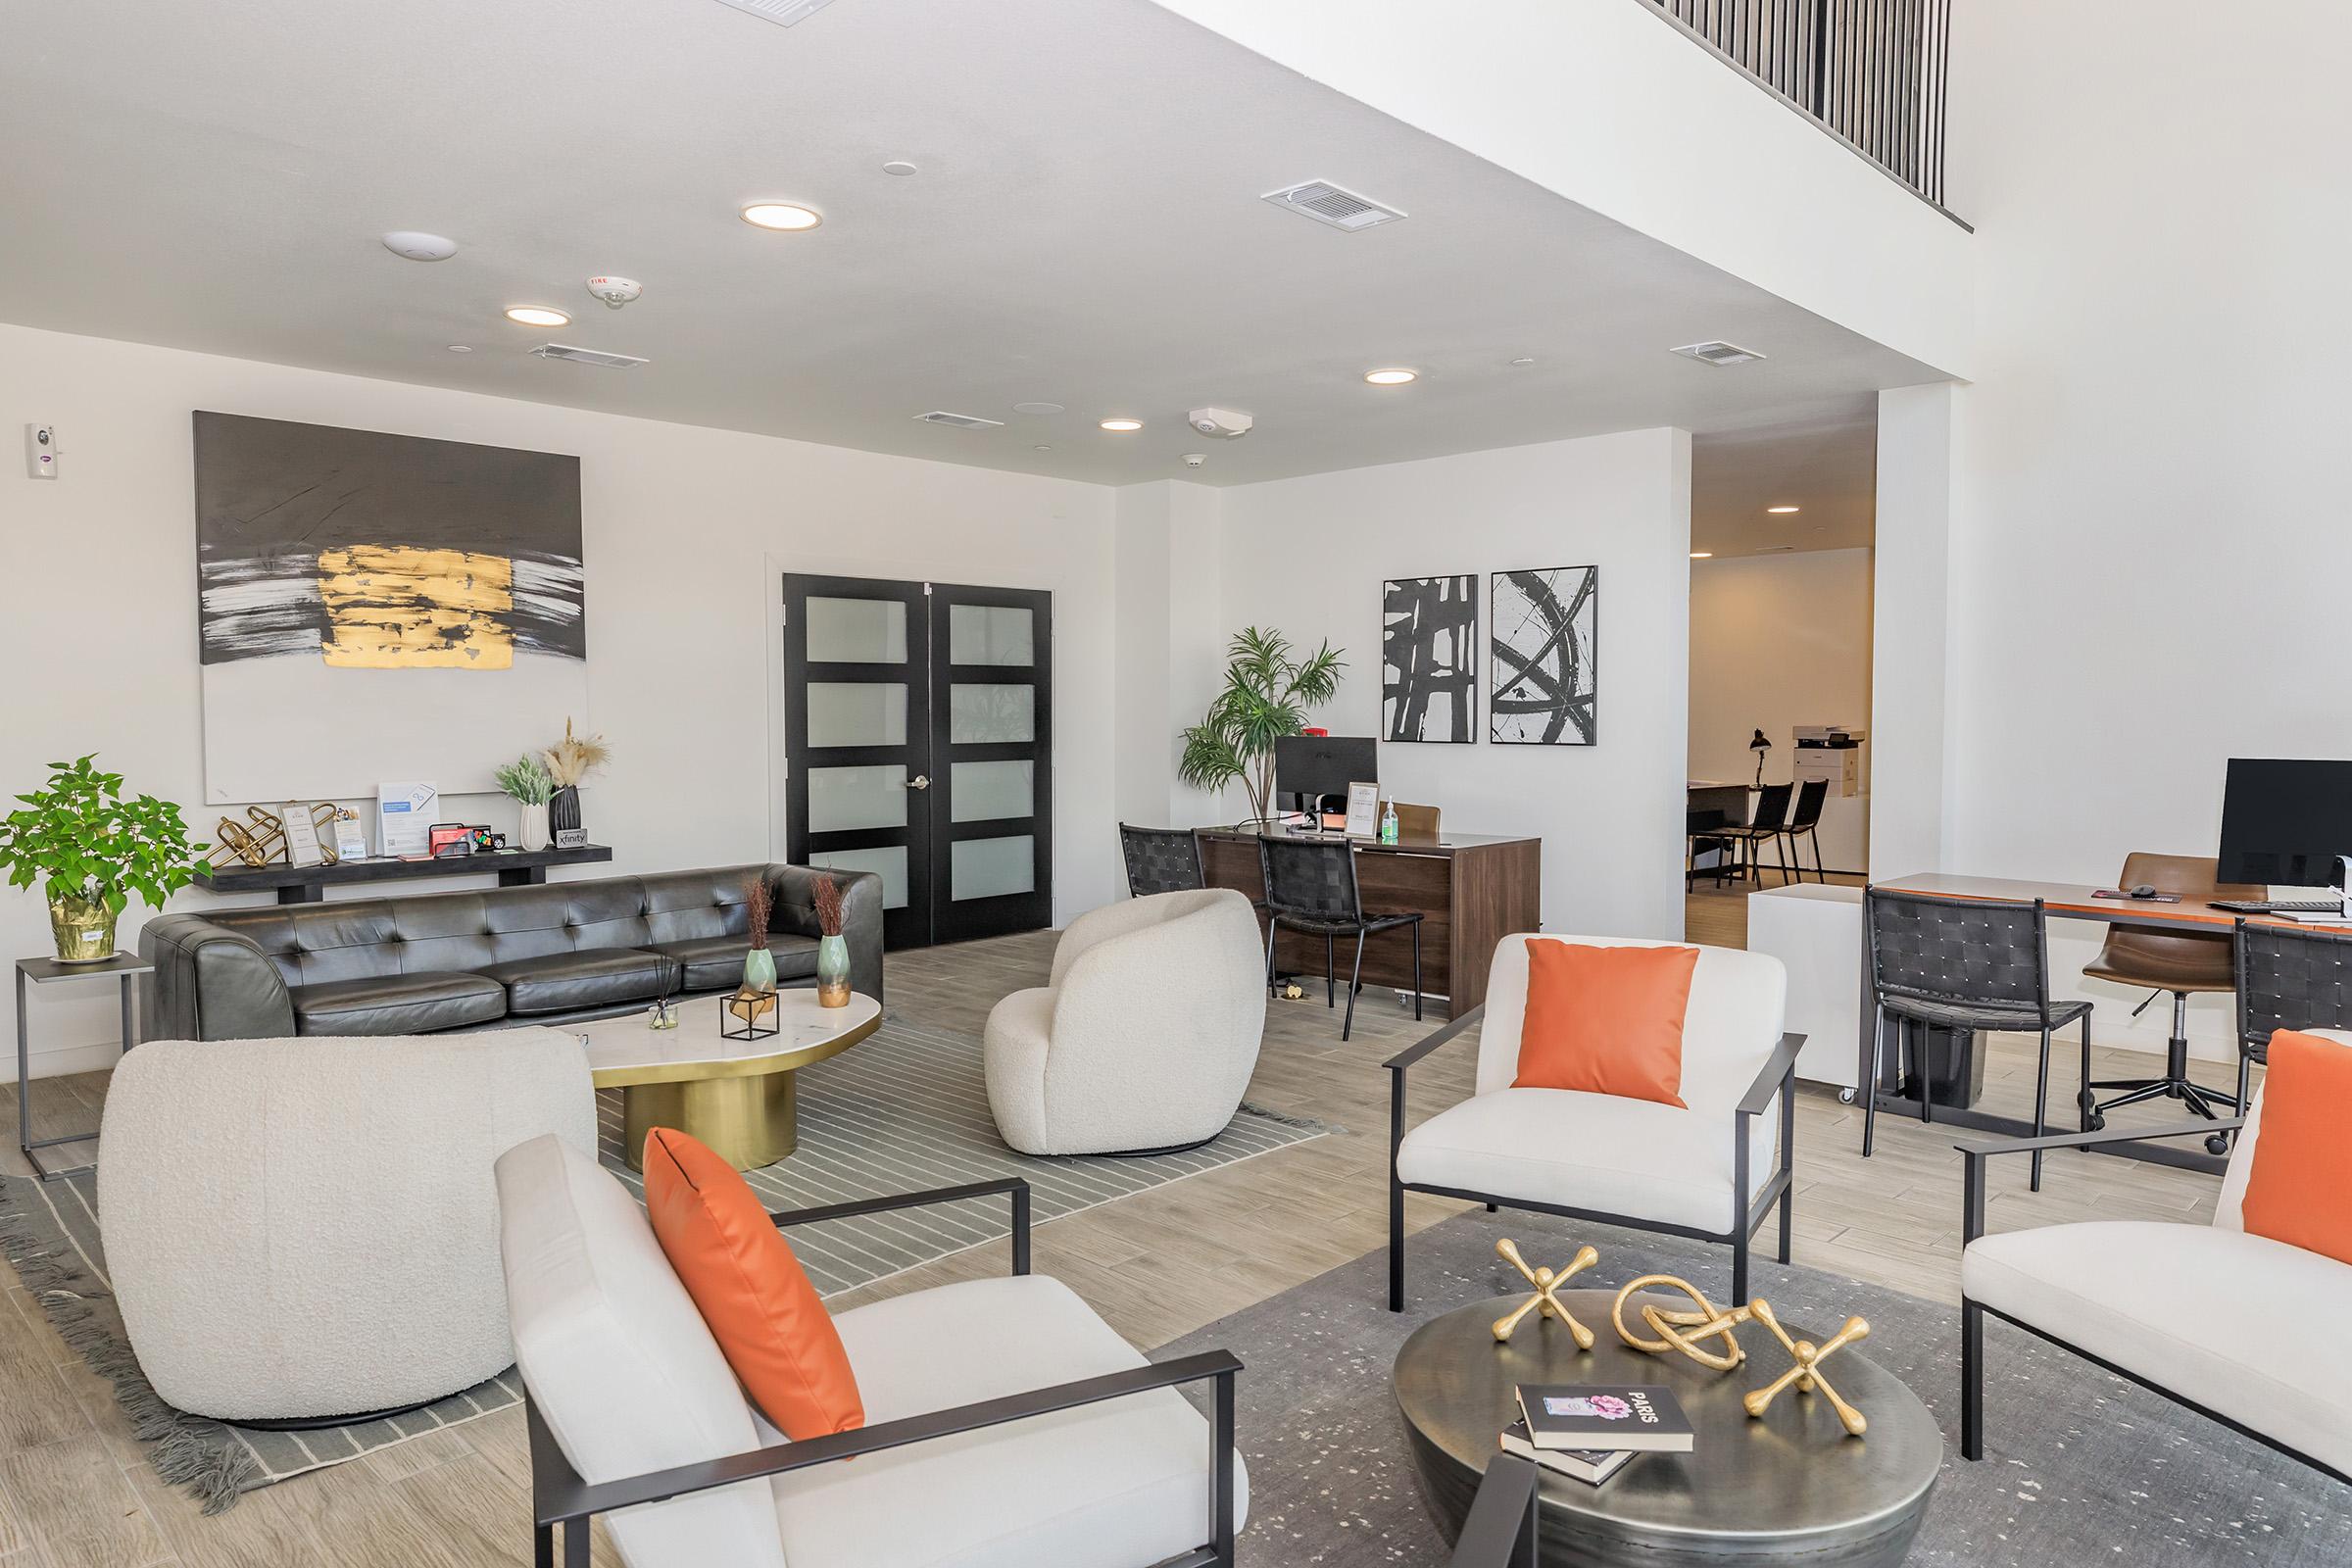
left=14, top=953, right=149, bottom=1181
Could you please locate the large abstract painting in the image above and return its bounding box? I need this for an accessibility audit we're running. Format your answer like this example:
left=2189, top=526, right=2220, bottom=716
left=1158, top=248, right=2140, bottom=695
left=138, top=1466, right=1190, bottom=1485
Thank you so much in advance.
left=192, top=413, right=587, bottom=803
left=1381, top=575, right=1478, bottom=744
left=1490, top=565, right=1596, bottom=745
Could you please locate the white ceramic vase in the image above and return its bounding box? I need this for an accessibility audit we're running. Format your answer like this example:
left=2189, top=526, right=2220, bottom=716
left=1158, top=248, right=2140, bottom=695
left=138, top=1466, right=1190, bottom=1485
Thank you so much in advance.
left=518, top=802, right=552, bottom=853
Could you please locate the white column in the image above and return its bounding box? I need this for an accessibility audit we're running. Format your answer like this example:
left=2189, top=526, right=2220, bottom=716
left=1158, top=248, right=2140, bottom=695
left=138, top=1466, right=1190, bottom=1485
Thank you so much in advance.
left=1870, top=382, right=1956, bottom=877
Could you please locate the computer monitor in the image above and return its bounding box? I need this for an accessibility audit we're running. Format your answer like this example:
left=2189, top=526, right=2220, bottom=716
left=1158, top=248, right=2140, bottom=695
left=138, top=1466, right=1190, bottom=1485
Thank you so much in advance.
left=2216, top=758, right=2352, bottom=888
left=1274, top=735, right=1377, bottom=815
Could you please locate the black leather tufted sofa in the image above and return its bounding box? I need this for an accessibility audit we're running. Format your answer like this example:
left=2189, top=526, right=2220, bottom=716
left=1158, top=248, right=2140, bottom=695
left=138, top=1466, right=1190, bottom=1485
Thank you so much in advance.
left=138, top=864, right=883, bottom=1041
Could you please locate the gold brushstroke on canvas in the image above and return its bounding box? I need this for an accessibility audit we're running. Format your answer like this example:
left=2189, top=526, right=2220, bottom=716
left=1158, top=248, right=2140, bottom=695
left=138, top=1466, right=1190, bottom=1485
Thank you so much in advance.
left=316, top=545, right=515, bottom=668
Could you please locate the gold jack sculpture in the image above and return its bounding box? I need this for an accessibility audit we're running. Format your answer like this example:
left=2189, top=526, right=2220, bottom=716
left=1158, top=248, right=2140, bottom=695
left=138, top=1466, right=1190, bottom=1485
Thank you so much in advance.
left=1740, top=1298, right=1871, bottom=1436
left=1491, top=1239, right=1598, bottom=1347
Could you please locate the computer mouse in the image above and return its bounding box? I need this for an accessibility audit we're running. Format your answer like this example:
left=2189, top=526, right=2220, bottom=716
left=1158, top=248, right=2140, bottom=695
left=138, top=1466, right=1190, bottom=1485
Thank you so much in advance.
left=2128, top=884, right=2159, bottom=899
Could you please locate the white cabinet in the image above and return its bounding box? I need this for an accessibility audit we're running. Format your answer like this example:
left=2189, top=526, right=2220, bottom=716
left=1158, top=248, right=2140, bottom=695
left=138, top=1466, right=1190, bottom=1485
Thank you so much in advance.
left=1745, top=883, right=1862, bottom=1090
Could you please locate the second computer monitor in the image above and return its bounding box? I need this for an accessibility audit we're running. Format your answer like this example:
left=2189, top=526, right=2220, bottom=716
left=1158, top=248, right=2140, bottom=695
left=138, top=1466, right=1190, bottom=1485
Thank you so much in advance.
left=1275, top=734, right=1376, bottom=811
left=2217, top=758, right=2352, bottom=888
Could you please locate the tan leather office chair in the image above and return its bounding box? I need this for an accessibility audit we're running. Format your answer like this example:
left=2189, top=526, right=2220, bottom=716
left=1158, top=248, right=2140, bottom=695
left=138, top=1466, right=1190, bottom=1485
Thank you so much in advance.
left=2082, top=853, right=2253, bottom=1154
left=1383, top=801, right=1441, bottom=840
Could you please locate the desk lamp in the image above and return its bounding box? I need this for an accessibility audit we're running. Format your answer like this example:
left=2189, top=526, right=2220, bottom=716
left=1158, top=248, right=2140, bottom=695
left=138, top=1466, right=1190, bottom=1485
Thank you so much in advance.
left=1750, top=729, right=1772, bottom=787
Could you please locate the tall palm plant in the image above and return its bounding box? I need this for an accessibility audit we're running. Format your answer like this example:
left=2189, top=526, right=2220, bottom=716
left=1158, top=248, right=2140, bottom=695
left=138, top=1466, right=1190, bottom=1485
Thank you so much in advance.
left=1179, top=627, right=1346, bottom=825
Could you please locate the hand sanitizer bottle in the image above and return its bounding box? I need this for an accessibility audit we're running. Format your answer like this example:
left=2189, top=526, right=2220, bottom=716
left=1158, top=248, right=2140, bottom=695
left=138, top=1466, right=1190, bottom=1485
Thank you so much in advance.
left=1380, top=801, right=1399, bottom=844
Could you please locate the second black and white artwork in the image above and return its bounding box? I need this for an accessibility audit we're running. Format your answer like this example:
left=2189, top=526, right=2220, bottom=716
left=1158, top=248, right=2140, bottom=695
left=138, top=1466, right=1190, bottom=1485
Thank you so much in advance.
left=1381, top=575, right=1479, bottom=743
left=1490, top=566, right=1597, bottom=745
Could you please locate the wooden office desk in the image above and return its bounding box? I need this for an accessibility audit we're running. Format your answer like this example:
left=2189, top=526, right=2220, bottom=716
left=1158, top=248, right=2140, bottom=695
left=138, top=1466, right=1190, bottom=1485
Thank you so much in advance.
left=1196, top=827, right=1541, bottom=1018
left=1861, top=871, right=2326, bottom=1174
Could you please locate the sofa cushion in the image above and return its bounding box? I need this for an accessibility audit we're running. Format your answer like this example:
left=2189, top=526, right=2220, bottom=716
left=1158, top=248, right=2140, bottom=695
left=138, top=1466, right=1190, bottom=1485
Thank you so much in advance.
left=475, top=949, right=681, bottom=1015
left=772, top=1274, right=1247, bottom=1568
left=289, top=971, right=507, bottom=1035
left=496, top=1135, right=787, bottom=1568
left=649, top=933, right=818, bottom=993
left=1963, top=1220, right=2352, bottom=1479
left=1396, top=1087, right=1779, bottom=1235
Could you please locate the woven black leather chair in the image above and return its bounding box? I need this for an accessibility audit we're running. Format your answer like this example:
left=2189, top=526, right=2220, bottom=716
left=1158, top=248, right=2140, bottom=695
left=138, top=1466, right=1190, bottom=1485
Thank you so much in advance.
left=1863, top=888, right=2090, bottom=1191
left=2233, top=918, right=2352, bottom=1134
left=1717, top=782, right=1794, bottom=886
left=1119, top=823, right=1203, bottom=898
left=1257, top=836, right=1422, bottom=1041
left=1779, top=778, right=1831, bottom=883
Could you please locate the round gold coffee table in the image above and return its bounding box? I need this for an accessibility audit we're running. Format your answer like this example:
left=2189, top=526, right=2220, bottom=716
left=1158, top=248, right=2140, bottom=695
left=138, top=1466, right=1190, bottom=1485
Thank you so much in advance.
left=574, top=990, right=880, bottom=1171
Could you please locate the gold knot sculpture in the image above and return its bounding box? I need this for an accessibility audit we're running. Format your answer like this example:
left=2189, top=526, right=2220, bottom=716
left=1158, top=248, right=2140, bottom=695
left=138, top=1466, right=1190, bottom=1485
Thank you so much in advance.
left=1740, top=1298, right=1871, bottom=1436
left=1606, top=1275, right=1871, bottom=1438
left=1491, top=1239, right=1598, bottom=1347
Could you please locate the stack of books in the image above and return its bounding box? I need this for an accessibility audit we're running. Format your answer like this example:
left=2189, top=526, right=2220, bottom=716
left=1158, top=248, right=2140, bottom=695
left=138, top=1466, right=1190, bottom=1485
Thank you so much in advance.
left=1500, top=1383, right=1694, bottom=1486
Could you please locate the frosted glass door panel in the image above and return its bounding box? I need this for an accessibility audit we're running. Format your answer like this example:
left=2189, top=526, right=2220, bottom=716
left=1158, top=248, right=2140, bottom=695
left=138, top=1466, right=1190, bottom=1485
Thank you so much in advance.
left=951, top=760, right=1034, bottom=822
left=949, top=605, right=1034, bottom=666
left=949, top=683, right=1034, bottom=744
left=809, top=847, right=909, bottom=909
left=952, top=835, right=1036, bottom=901
left=808, top=764, right=907, bottom=832
left=807, top=683, right=906, bottom=748
left=807, top=597, right=906, bottom=663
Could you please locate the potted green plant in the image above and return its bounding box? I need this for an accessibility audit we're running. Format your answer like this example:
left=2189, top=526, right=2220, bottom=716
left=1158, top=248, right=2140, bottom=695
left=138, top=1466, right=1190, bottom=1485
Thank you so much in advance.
left=1179, top=627, right=1346, bottom=826
left=0, top=755, right=207, bottom=962
left=494, top=753, right=557, bottom=853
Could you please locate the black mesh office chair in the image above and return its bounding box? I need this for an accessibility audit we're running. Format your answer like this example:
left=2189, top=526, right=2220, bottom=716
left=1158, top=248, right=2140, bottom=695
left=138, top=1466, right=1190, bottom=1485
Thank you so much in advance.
left=1717, top=783, right=1793, bottom=886
left=1119, top=824, right=1203, bottom=898
left=2233, top=918, right=2352, bottom=1141
left=1779, top=779, right=1831, bottom=883
left=1864, top=888, right=2091, bottom=1191
left=1258, top=836, right=1422, bottom=1041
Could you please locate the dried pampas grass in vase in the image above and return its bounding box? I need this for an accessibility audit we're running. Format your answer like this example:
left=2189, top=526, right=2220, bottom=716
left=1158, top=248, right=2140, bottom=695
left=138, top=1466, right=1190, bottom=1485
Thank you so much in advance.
left=543, top=719, right=610, bottom=850
left=811, top=873, right=853, bottom=1007
left=741, top=876, right=778, bottom=993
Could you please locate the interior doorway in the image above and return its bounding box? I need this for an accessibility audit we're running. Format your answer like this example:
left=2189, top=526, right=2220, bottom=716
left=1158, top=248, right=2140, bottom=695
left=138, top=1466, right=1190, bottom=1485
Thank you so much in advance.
left=781, top=573, right=1054, bottom=950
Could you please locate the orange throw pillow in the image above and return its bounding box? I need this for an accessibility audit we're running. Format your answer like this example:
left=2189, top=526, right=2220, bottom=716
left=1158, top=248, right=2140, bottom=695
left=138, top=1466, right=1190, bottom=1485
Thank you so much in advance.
left=2241, top=1030, right=2352, bottom=1266
left=1512, top=939, right=1699, bottom=1108
left=642, top=1127, right=864, bottom=1439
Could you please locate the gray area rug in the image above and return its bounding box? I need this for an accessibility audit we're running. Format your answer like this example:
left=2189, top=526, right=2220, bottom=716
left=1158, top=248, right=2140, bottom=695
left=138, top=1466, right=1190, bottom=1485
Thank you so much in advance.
left=1156, top=1208, right=2352, bottom=1567
left=0, top=1009, right=1325, bottom=1511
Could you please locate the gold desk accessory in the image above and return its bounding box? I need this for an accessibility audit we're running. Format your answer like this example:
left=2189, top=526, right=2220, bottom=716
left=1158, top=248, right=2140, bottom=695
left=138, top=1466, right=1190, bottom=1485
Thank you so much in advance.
left=207, top=806, right=288, bottom=869
left=1491, top=1238, right=1598, bottom=1346
left=1610, top=1273, right=1752, bottom=1371
left=1741, top=1298, right=1871, bottom=1436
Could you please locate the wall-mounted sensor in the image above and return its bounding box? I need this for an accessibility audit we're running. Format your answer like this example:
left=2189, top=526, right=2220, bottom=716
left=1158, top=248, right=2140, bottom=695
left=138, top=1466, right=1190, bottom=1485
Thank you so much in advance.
left=24, top=424, right=58, bottom=479
left=1182, top=454, right=1207, bottom=468
left=586, top=276, right=643, bottom=310
left=381, top=231, right=458, bottom=262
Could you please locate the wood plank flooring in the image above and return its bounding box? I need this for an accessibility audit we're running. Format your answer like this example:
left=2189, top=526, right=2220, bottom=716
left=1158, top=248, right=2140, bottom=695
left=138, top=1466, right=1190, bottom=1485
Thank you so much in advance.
left=0, top=882, right=2244, bottom=1565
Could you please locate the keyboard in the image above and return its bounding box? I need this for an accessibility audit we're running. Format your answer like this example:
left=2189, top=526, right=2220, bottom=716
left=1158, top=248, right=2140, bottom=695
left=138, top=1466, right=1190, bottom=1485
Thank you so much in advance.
left=2210, top=898, right=2347, bottom=914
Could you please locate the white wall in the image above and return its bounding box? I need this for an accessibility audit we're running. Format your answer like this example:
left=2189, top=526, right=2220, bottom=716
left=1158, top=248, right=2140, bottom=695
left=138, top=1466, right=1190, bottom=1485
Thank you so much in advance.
left=0, top=321, right=1118, bottom=1074
left=1689, top=548, right=1873, bottom=871
left=1148, top=0, right=1974, bottom=378
left=1211, top=427, right=1694, bottom=942
left=1869, top=0, right=2352, bottom=1060
left=1869, top=382, right=1954, bottom=878
left=1111, top=480, right=1226, bottom=828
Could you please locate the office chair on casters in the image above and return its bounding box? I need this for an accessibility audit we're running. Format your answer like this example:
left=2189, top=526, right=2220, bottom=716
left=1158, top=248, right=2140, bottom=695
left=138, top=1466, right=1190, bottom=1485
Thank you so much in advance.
left=1718, top=783, right=1794, bottom=886
left=2232, top=916, right=2352, bottom=1147
left=2082, top=854, right=2252, bottom=1154
left=1257, top=836, right=1422, bottom=1041
left=1779, top=779, right=1830, bottom=883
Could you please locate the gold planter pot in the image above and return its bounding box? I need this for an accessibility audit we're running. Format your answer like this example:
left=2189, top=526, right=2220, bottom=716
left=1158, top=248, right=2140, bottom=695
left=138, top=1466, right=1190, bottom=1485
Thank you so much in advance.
left=48, top=889, right=119, bottom=963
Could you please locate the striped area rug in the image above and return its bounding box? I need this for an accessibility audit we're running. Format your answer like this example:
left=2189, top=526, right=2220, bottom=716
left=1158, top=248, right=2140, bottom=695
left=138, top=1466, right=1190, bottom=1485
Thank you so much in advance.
left=0, top=1010, right=1325, bottom=1511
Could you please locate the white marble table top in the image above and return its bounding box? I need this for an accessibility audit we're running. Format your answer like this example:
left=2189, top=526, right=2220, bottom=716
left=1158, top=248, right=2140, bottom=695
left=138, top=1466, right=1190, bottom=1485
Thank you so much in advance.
left=574, top=989, right=881, bottom=1087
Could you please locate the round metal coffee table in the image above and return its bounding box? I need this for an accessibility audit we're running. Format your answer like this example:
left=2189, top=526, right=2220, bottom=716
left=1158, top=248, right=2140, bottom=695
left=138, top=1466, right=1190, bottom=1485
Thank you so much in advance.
left=1396, top=1290, right=1941, bottom=1566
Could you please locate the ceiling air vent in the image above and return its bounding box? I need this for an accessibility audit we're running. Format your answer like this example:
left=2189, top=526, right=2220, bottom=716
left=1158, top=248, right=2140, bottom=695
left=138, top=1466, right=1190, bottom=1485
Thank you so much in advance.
left=913, top=411, right=1004, bottom=430
left=1261, top=180, right=1405, bottom=232
left=709, top=0, right=840, bottom=26
left=530, top=343, right=649, bottom=368
left=1671, top=340, right=1768, bottom=367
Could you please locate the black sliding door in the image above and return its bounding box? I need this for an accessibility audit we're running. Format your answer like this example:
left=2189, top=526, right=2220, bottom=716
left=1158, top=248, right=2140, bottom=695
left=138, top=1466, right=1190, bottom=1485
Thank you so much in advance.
left=782, top=574, right=1052, bottom=949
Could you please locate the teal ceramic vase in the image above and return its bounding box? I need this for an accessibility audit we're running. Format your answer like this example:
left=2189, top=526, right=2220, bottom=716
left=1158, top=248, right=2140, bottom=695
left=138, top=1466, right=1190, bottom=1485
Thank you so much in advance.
left=815, top=935, right=852, bottom=1007
left=742, top=945, right=778, bottom=993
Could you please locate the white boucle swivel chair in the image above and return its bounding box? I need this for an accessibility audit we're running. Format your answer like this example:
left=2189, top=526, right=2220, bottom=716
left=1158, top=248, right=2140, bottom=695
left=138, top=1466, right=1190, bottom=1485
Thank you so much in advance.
left=983, top=889, right=1267, bottom=1155
left=98, top=1030, right=595, bottom=1424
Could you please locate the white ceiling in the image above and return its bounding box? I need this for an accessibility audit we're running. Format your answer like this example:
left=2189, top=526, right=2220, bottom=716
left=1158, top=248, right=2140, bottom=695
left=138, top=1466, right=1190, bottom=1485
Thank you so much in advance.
left=1691, top=402, right=1879, bottom=557
left=0, top=0, right=1945, bottom=487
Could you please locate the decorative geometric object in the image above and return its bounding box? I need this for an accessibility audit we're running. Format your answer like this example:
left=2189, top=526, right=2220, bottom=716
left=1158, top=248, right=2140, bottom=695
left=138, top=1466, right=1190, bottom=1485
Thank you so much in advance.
left=1490, top=566, right=1596, bottom=745
left=1382, top=575, right=1478, bottom=743
left=1491, top=1238, right=1598, bottom=1345
left=721, top=985, right=779, bottom=1041
left=1610, top=1273, right=1752, bottom=1371
left=1741, top=1297, right=1871, bottom=1436
left=206, top=806, right=288, bottom=869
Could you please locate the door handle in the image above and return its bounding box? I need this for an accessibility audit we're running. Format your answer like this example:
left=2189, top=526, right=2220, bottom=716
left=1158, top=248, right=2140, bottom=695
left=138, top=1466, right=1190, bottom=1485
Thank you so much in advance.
left=907, top=774, right=932, bottom=790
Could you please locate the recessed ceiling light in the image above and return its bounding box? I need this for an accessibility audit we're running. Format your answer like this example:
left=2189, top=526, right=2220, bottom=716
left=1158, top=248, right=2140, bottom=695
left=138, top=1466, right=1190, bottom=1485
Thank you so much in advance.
left=1012, top=402, right=1065, bottom=416
left=505, top=307, right=570, bottom=327
left=882, top=161, right=919, bottom=177
left=1509, top=357, right=1536, bottom=368
left=1033, top=444, right=1053, bottom=452
left=1364, top=368, right=1418, bottom=386
left=1767, top=505, right=1801, bottom=514
left=1100, top=417, right=1144, bottom=432
left=1690, top=551, right=1714, bottom=560
left=741, top=202, right=822, bottom=231
left=446, top=344, right=473, bottom=353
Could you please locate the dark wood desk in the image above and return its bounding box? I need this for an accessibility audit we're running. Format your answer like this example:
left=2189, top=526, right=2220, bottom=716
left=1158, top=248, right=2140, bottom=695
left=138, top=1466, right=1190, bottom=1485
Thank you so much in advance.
left=1195, top=828, right=1541, bottom=1018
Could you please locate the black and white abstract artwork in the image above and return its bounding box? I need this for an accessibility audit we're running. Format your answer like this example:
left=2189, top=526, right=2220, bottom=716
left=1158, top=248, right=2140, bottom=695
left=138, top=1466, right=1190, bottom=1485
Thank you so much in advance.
left=1381, top=575, right=1478, bottom=744
left=1490, top=566, right=1596, bottom=745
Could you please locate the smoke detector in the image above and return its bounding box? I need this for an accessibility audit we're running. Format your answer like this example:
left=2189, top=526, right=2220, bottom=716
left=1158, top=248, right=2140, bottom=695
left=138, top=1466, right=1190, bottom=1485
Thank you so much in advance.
left=529, top=343, right=649, bottom=368
left=709, top=0, right=839, bottom=25
left=586, top=276, right=642, bottom=310
left=381, top=231, right=457, bottom=262
left=1261, top=180, right=1405, bottom=232
left=1670, top=340, right=1768, bottom=367
left=913, top=411, right=1004, bottom=430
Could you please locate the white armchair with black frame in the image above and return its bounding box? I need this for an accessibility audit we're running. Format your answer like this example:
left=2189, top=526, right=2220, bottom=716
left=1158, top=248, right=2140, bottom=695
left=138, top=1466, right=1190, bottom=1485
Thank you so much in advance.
left=497, top=1135, right=1245, bottom=1568
left=1384, top=935, right=1801, bottom=1312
